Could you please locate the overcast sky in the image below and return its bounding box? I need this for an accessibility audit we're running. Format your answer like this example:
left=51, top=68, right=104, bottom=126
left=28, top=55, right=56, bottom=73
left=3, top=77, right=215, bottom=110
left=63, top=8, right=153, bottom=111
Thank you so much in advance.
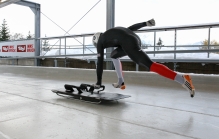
left=0, top=0, right=219, bottom=44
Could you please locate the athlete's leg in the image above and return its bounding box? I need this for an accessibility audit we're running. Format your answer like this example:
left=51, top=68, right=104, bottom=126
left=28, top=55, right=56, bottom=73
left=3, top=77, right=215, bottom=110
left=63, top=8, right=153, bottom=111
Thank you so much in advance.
left=150, top=61, right=195, bottom=97
left=124, top=48, right=177, bottom=80
left=111, top=47, right=127, bottom=59
left=110, top=47, right=127, bottom=89
left=122, top=42, right=195, bottom=97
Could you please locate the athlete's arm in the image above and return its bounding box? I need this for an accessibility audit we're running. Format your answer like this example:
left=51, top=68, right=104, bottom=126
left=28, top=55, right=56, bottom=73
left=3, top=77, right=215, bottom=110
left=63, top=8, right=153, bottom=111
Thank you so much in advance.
left=96, top=43, right=104, bottom=85
left=128, top=22, right=147, bottom=31
left=128, top=19, right=155, bottom=31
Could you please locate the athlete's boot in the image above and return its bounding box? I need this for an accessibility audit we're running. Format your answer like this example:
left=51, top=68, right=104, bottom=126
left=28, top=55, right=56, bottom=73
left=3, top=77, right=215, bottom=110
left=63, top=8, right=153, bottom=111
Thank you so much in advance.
left=182, top=75, right=195, bottom=97
left=112, top=82, right=126, bottom=90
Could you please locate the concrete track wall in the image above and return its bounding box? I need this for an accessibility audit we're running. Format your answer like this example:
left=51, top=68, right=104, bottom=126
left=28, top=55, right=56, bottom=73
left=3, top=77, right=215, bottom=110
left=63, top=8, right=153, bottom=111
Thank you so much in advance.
left=0, top=65, right=218, bottom=92
left=0, top=59, right=35, bottom=66
left=1, top=58, right=219, bottom=74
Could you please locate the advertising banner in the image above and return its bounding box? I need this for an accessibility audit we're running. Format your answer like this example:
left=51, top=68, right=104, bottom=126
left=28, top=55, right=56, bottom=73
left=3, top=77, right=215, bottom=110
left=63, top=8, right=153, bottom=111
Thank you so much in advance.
left=0, top=40, right=35, bottom=57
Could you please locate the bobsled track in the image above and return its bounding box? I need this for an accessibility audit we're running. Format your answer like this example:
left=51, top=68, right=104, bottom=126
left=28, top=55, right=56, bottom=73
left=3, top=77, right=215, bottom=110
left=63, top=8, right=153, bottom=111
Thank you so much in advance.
left=0, top=65, right=219, bottom=139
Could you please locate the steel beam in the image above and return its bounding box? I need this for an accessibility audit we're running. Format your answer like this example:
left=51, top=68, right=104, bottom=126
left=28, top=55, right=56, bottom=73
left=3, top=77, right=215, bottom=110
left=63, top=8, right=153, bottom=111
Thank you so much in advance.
left=0, top=0, right=20, bottom=8
left=106, top=0, right=115, bottom=70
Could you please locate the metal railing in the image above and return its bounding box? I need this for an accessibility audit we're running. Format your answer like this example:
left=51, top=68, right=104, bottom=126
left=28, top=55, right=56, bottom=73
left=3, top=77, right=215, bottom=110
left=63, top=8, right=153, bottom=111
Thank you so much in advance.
left=0, top=22, right=219, bottom=70
left=39, top=22, right=219, bottom=62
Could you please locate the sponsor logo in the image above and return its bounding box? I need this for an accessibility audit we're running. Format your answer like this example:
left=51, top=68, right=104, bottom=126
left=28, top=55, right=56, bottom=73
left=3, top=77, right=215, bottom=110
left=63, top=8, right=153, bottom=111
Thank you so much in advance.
left=27, top=44, right=35, bottom=52
left=8, top=45, right=16, bottom=52
left=17, top=45, right=26, bottom=52
left=2, top=46, right=9, bottom=52
left=2, top=46, right=16, bottom=52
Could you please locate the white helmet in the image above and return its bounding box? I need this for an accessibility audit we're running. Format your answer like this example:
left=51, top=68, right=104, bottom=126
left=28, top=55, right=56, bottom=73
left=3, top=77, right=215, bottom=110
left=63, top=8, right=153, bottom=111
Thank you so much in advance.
left=92, top=32, right=102, bottom=47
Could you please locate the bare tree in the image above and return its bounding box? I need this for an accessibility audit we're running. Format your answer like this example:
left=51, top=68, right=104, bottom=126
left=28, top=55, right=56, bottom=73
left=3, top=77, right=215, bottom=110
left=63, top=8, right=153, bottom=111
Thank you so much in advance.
left=10, top=33, right=24, bottom=40
left=200, top=39, right=219, bottom=54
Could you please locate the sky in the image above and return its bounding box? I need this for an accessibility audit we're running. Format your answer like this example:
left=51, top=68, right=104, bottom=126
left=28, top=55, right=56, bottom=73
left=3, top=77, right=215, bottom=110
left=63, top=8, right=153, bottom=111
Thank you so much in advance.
left=0, top=0, right=219, bottom=44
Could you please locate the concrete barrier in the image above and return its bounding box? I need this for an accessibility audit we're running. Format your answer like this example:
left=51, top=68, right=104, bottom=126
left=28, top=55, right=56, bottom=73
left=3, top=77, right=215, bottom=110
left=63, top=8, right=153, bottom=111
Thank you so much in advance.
left=0, top=65, right=218, bottom=92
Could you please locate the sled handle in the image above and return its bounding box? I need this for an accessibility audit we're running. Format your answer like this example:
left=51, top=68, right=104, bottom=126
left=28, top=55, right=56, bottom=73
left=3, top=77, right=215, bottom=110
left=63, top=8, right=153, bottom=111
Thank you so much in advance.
left=80, top=84, right=105, bottom=93
left=97, top=85, right=105, bottom=93
left=64, top=84, right=83, bottom=94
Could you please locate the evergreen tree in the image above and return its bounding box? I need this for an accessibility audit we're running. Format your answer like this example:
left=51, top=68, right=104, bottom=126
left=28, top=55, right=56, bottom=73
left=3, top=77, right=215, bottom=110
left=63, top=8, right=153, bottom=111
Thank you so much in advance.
left=42, top=35, right=50, bottom=51
left=26, top=31, right=33, bottom=39
left=0, top=19, right=10, bottom=41
left=0, top=28, right=2, bottom=41
left=156, top=37, right=163, bottom=50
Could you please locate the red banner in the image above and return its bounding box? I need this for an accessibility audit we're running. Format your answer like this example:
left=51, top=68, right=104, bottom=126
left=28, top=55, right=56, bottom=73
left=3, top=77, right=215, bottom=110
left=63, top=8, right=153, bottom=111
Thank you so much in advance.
left=0, top=40, right=34, bottom=57
left=2, top=46, right=9, bottom=52
left=9, top=45, right=16, bottom=52
left=17, top=45, right=26, bottom=52
left=27, top=44, right=35, bottom=52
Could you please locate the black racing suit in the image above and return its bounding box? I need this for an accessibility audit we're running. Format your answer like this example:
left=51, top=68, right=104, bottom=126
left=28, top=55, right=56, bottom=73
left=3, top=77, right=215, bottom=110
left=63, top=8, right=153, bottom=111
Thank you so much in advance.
left=96, top=22, right=153, bottom=85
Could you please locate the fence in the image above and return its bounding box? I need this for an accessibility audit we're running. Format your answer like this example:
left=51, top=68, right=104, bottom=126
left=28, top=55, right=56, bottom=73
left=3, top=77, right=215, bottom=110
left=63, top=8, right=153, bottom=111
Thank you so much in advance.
left=0, top=22, right=219, bottom=70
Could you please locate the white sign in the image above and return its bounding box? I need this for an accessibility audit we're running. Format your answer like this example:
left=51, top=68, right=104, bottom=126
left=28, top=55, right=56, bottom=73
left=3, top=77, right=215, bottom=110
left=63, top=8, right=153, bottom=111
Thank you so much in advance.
left=0, top=40, right=35, bottom=57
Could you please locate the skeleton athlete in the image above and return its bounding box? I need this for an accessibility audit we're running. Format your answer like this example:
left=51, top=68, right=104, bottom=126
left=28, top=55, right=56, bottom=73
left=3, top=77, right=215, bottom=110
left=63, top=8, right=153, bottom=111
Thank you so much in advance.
left=92, top=19, right=195, bottom=97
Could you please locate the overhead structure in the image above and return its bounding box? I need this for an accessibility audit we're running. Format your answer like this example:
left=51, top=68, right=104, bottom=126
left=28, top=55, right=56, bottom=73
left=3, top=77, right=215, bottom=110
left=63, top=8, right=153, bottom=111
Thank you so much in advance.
left=0, top=0, right=21, bottom=7
left=106, top=0, right=115, bottom=70
left=0, top=0, right=40, bottom=66
left=1, top=0, right=115, bottom=68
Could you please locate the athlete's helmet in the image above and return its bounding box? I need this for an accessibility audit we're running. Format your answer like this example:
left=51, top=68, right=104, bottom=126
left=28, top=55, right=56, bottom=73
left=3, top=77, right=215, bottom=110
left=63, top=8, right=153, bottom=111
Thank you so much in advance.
left=92, top=32, right=102, bottom=48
